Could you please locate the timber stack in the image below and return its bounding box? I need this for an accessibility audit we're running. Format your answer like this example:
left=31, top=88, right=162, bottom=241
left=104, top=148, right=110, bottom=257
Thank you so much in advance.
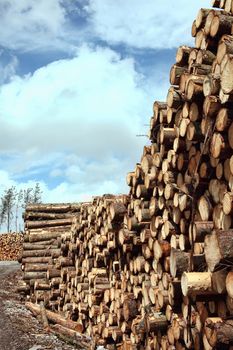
left=18, top=203, right=84, bottom=300
left=20, top=0, right=233, bottom=349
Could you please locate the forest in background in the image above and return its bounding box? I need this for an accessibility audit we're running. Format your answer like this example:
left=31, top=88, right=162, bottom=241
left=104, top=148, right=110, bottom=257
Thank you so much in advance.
left=0, top=183, right=42, bottom=233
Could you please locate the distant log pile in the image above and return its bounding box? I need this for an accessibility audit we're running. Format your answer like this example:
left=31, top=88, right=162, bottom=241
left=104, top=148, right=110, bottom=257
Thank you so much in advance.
left=18, top=203, right=84, bottom=297
left=0, top=233, right=23, bottom=261
left=19, top=0, right=233, bottom=349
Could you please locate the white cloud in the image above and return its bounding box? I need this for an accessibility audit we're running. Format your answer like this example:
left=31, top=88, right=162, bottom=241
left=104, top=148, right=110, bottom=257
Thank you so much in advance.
left=0, top=52, right=18, bottom=84
left=0, top=0, right=70, bottom=52
left=0, top=0, right=211, bottom=52
left=0, top=45, right=155, bottom=200
left=85, top=0, right=210, bottom=49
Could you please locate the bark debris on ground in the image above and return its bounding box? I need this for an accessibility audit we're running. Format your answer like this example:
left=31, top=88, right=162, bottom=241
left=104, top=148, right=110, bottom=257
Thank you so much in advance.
left=0, top=261, right=77, bottom=350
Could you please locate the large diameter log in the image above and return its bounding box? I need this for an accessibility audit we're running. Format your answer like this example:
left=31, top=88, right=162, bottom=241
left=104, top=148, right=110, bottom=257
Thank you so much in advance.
left=110, top=202, right=126, bottom=221
left=205, top=230, right=233, bottom=271
left=170, top=249, right=205, bottom=277
left=205, top=317, right=233, bottom=345
left=25, top=302, right=83, bottom=332
left=210, top=14, right=233, bottom=37
left=26, top=218, right=73, bottom=229
left=181, top=272, right=213, bottom=296
left=170, top=249, right=190, bottom=277
left=123, top=295, right=138, bottom=321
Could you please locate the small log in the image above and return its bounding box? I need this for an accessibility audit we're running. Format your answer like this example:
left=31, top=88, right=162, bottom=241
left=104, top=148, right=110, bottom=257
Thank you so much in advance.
left=221, top=54, right=233, bottom=93
left=26, top=218, right=73, bottom=229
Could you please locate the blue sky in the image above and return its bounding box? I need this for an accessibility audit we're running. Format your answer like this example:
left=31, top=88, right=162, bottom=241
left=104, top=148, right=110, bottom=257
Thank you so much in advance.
left=0, top=0, right=210, bottom=203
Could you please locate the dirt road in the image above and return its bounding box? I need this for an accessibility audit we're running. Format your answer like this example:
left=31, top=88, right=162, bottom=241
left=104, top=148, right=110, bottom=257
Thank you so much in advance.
left=0, top=261, right=76, bottom=350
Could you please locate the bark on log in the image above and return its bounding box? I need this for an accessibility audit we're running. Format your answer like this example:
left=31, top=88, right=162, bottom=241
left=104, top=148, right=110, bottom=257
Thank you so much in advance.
left=26, top=302, right=84, bottom=331
left=181, top=272, right=213, bottom=296
left=26, top=218, right=73, bottom=229
left=205, top=230, right=233, bottom=271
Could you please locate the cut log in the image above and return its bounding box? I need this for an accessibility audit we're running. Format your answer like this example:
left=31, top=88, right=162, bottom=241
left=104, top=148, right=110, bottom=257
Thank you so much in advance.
left=26, top=302, right=83, bottom=331
left=26, top=218, right=73, bottom=229
left=205, top=230, right=233, bottom=271
left=221, top=54, right=233, bottom=93
left=181, top=272, right=213, bottom=296
left=205, top=318, right=233, bottom=345
left=26, top=203, right=82, bottom=212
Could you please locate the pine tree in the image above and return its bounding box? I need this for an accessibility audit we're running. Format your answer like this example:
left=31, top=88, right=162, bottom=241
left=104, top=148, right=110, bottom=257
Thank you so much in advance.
left=15, top=189, right=23, bottom=232
left=0, top=186, right=16, bottom=232
left=32, top=182, right=42, bottom=203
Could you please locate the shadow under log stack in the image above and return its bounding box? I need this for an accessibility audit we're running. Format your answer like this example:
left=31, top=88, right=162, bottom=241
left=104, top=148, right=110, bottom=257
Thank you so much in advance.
left=19, top=0, right=233, bottom=349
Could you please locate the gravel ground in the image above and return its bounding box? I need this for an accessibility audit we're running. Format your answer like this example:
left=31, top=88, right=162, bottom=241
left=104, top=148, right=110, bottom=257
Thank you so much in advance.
left=0, top=261, right=78, bottom=350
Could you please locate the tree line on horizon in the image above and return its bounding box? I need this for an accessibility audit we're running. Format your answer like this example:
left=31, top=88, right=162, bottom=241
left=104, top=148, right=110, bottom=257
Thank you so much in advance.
left=0, top=183, right=43, bottom=232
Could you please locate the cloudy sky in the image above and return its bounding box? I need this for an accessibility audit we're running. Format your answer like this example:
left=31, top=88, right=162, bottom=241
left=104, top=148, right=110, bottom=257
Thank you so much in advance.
left=0, top=0, right=210, bottom=203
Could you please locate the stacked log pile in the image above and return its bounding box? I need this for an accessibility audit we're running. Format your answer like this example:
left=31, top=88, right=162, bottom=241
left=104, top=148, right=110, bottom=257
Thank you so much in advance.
left=0, top=233, right=23, bottom=260
left=20, top=0, right=233, bottom=349
left=18, top=203, right=84, bottom=301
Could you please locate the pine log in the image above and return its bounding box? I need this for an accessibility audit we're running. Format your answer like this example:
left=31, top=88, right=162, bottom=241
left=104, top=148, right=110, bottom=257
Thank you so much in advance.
left=29, top=232, right=62, bottom=242
left=26, top=218, right=73, bottom=229
left=22, top=249, right=60, bottom=258
left=26, top=302, right=83, bottom=332
left=26, top=203, right=82, bottom=212
left=205, top=318, right=233, bottom=345
left=181, top=272, right=213, bottom=296
left=210, top=13, right=233, bottom=37
left=205, top=230, right=233, bottom=271
left=221, top=54, right=233, bottom=93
